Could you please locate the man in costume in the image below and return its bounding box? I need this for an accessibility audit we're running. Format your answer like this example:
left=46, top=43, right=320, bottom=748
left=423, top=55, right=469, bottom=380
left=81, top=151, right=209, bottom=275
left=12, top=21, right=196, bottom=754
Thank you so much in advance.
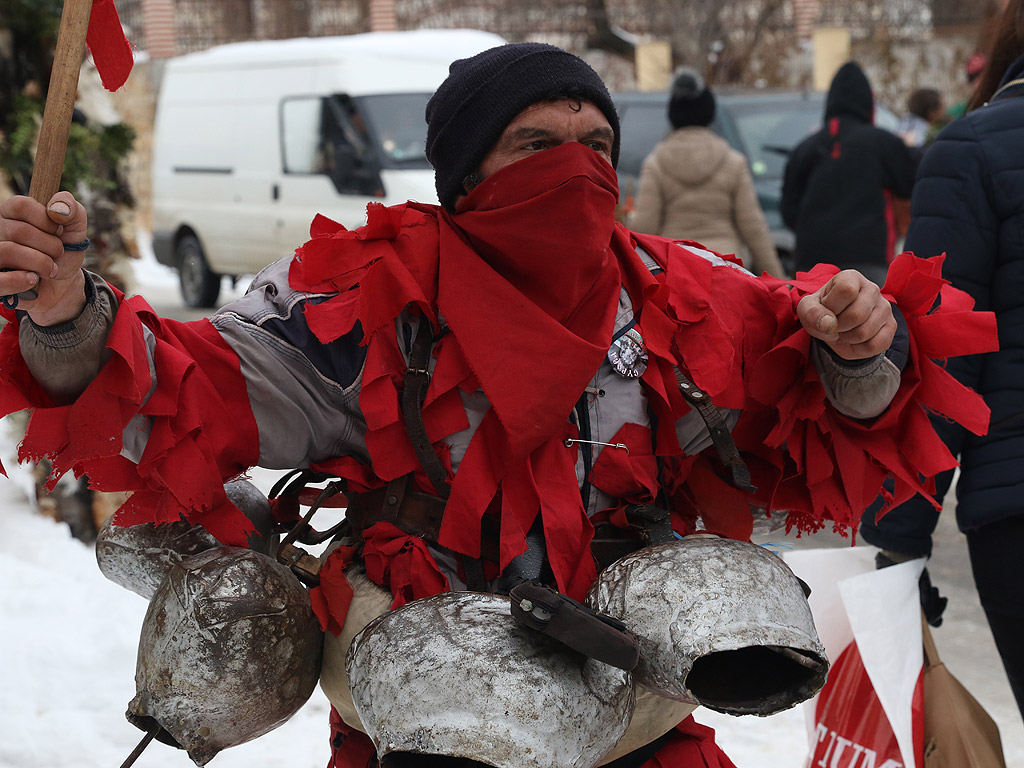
left=0, top=43, right=995, bottom=767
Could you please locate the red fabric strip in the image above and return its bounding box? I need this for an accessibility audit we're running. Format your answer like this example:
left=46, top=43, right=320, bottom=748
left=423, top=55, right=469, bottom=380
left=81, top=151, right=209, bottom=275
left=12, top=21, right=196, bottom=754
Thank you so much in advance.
left=646, top=716, right=739, bottom=768
left=86, top=0, right=134, bottom=91
left=361, top=521, right=450, bottom=609
left=2, top=293, right=260, bottom=544
left=308, top=545, right=358, bottom=636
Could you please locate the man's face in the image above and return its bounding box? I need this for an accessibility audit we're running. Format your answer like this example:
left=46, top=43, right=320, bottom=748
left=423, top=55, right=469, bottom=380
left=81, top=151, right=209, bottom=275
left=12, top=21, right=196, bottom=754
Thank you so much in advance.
left=474, top=99, right=615, bottom=185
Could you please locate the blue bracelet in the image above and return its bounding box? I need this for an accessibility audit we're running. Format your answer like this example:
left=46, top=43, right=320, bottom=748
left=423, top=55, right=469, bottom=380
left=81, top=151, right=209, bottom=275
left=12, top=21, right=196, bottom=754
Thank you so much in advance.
left=63, top=238, right=90, bottom=251
left=0, top=240, right=86, bottom=309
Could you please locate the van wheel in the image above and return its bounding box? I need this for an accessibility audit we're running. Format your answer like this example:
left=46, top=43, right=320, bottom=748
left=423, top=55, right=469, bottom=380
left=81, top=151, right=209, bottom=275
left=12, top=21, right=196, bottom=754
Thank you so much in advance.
left=177, top=233, right=220, bottom=308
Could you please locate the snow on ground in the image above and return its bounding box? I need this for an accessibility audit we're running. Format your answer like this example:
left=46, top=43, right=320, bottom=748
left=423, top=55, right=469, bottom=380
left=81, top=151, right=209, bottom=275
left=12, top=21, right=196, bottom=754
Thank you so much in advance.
left=1, top=243, right=1020, bottom=768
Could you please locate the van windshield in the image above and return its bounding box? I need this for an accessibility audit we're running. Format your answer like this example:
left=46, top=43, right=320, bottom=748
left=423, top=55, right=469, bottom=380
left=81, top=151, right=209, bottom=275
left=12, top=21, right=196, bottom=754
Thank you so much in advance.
left=353, top=93, right=433, bottom=170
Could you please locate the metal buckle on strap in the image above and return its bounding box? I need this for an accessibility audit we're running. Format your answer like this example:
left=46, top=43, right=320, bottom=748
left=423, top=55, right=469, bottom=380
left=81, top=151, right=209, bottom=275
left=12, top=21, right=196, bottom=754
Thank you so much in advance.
left=273, top=476, right=349, bottom=586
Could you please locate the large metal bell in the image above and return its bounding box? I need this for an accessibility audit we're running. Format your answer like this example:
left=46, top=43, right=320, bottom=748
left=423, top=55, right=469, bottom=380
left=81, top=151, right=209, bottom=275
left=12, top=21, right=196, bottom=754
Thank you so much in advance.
left=347, top=591, right=635, bottom=768
left=126, top=546, right=323, bottom=765
left=587, top=536, right=828, bottom=716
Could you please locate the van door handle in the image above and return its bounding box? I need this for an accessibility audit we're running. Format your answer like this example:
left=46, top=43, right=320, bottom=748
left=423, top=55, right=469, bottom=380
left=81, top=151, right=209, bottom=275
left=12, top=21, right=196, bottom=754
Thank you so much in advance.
left=272, top=184, right=280, bottom=201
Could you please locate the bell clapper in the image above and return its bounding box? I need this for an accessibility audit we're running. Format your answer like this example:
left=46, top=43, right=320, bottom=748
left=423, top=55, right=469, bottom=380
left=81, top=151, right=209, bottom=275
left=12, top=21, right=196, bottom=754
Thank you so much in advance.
left=118, top=724, right=160, bottom=768
left=768, top=645, right=823, bottom=671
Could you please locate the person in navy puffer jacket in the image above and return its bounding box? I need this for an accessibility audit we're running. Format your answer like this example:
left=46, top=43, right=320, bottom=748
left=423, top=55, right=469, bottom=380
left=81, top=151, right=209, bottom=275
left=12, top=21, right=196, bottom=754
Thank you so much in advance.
left=861, top=0, right=1024, bottom=721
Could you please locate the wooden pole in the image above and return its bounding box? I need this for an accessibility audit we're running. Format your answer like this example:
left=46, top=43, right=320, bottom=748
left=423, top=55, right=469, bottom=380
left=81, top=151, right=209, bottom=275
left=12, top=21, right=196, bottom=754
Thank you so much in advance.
left=28, top=0, right=95, bottom=205
left=3, top=0, right=94, bottom=306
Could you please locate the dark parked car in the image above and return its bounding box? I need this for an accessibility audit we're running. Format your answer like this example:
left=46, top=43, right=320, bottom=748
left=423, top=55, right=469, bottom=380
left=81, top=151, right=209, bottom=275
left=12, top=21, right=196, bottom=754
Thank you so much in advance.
left=613, top=89, right=899, bottom=271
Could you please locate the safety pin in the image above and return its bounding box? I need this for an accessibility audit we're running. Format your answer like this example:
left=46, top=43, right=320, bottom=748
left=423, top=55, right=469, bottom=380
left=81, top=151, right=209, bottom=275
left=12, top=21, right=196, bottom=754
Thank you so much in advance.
left=564, top=438, right=629, bottom=454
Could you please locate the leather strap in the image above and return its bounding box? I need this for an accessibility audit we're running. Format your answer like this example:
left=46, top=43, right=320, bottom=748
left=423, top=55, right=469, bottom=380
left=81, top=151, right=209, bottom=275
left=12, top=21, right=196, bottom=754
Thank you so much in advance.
left=624, top=503, right=675, bottom=545
left=403, top=318, right=451, bottom=499
left=509, top=580, right=640, bottom=671
left=336, top=317, right=496, bottom=582
left=375, top=317, right=488, bottom=589
left=345, top=481, right=502, bottom=564
left=588, top=505, right=674, bottom=571
left=590, top=535, right=645, bottom=571
left=674, top=368, right=756, bottom=493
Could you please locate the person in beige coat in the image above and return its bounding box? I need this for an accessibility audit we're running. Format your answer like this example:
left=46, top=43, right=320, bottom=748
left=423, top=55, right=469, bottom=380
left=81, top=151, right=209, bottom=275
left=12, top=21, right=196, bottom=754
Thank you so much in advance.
left=629, top=68, right=787, bottom=278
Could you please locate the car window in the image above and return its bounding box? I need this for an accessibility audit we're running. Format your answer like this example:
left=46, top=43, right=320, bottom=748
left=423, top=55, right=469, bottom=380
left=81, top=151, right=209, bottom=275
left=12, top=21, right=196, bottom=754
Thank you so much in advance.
left=353, top=93, right=434, bottom=170
left=721, top=98, right=823, bottom=180
left=613, top=92, right=824, bottom=180
left=616, top=101, right=672, bottom=177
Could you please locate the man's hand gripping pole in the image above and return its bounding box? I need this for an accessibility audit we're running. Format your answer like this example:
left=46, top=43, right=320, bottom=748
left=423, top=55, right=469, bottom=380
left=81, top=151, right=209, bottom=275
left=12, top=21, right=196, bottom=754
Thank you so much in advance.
left=1, top=0, right=92, bottom=308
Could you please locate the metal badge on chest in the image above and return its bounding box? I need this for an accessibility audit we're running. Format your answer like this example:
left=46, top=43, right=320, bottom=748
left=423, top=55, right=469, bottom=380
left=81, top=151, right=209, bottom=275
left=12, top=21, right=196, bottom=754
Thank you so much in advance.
left=608, top=326, right=648, bottom=378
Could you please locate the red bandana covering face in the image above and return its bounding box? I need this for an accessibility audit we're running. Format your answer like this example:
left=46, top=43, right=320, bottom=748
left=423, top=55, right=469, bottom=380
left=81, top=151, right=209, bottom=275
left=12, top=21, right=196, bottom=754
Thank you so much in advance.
left=438, top=143, right=623, bottom=458
left=449, top=142, right=621, bottom=323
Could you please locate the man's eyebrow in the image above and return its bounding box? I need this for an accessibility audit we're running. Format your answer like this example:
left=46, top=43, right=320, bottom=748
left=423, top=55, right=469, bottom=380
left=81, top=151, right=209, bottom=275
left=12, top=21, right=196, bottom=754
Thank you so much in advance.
left=499, top=125, right=615, bottom=146
left=581, top=126, right=615, bottom=143
left=499, top=126, right=554, bottom=145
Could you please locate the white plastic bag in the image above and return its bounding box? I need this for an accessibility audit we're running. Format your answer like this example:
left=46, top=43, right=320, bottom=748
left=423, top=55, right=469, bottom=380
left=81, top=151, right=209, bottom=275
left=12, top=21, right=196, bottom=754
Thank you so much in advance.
left=783, top=547, right=925, bottom=768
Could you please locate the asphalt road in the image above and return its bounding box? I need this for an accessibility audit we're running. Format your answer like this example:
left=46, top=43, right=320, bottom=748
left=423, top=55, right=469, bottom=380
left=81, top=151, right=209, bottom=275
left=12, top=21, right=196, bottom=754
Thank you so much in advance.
left=141, top=273, right=252, bottom=322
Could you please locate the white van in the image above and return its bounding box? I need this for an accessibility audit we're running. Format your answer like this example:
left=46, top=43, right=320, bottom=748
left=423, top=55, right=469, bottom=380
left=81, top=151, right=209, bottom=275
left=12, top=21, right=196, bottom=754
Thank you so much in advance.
left=151, top=29, right=504, bottom=307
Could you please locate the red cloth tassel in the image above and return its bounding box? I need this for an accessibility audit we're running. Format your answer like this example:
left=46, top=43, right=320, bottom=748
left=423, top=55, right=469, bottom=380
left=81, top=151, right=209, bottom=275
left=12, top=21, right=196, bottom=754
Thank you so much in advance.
left=309, top=546, right=359, bottom=636
left=86, top=0, right=134, bottom=91
left=644, top=716, right=739, bottom=768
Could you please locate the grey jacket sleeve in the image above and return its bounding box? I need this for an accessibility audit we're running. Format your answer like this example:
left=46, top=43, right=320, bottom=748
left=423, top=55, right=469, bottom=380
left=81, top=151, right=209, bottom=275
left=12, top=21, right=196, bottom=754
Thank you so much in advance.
left=18, top=271, right=118, bottom=405
left=810, top=303, right=909, bottom=420
left=208, top=259, right=371, bottom=469
left=18, top=262, right=371, bottom=472
left=811, top=345, right=901, bottom=420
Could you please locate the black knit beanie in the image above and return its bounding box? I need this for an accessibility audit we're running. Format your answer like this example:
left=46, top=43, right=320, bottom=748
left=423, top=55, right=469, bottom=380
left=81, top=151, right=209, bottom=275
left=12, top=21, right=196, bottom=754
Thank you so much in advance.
left=668, top=67, right=716, bottom=129
left=425, top=42, right=621, bottom=212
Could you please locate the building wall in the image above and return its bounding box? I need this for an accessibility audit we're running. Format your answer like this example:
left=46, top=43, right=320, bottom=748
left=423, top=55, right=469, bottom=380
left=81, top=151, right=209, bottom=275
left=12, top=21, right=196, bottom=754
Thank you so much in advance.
left=113, top=1, right=992, bottom=98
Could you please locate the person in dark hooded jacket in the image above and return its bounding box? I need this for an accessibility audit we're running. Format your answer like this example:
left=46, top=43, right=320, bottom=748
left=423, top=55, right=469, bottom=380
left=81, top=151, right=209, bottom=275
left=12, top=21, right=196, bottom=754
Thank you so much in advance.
left=781, top=61, right=920, bottom=284
left=861, top=0, right=1024, bottom=721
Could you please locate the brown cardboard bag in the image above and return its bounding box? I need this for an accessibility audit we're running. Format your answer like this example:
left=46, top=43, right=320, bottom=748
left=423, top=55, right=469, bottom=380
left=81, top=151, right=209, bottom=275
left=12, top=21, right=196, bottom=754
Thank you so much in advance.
left=922, top=617, right=1007, bottom=768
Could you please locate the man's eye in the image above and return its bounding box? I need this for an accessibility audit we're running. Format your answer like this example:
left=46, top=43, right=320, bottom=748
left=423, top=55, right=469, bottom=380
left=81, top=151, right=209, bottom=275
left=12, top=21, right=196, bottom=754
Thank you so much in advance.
left=522, top=140, right=548, bottom=151
left=585, top=140, right=611, bottom=153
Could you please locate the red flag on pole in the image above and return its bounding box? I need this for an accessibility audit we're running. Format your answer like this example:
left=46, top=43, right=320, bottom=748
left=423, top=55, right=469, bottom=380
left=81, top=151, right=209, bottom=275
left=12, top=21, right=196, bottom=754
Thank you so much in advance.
left=86, top=0, right=134, bottom=91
